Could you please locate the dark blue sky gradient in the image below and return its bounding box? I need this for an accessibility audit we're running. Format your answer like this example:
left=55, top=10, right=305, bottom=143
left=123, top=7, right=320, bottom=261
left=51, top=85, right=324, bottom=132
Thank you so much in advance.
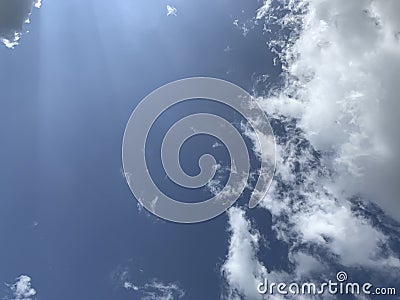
left=0, top=0, right=282, bottom=299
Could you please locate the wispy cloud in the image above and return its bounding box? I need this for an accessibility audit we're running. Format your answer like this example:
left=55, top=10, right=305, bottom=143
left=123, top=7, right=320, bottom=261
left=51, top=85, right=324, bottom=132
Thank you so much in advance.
left=141, top=280, right=185, bottom=300
left=122, top=279, right=185, bottom=300
left=113, top=265, right=185, bottom=300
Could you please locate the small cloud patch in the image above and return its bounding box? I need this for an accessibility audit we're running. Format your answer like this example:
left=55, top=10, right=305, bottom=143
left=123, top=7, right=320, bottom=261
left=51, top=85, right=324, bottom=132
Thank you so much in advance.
left=166, top=5, right=177, bottom=16
left=5, top=275, right=37, bottom=300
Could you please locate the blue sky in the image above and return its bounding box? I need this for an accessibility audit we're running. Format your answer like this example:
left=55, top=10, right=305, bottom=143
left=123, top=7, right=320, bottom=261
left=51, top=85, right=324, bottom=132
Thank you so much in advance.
left=1, top=0, right=400, bottom=299
left=0, top=0, right=280, bottom=299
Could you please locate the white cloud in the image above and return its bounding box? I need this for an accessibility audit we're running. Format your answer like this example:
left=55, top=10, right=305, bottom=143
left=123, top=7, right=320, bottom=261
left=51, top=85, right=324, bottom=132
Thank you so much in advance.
left=256, top=0, right=273, bottom=20
left=256, top=0, right=400, bottom=264
left=241, top=120, right=275, bottom=167
left=293, top=201, right=399, bottom=267
left=0, top=0, right=41, bottom=48
left=166, top=5, right=177, bottom=17
left=290, top=251, right=325, bottom=277
left=6, top=275, right=37, bottom=300
left=260, top=116, right=400, bottom=268
left=222, top=0, right=400, bottom=295
left=221, top=207, right=273, bottom=299
left=263, top=0, right=400, bottom=222
left=33, top=0, right=41, bottom=9
left=123, top=281, right=139, bottom=291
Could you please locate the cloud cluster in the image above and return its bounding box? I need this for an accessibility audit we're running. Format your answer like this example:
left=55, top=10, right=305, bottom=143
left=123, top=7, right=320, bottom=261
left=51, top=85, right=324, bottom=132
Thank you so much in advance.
left=262, top=0, right=400, bottom=264
left=265, top=0, right=400, bottom=222
left=0, top=0, right=41, bottom=48
left=6, top=275, right=37, bottom=300
left=222, top=0, right=400, bottom=297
